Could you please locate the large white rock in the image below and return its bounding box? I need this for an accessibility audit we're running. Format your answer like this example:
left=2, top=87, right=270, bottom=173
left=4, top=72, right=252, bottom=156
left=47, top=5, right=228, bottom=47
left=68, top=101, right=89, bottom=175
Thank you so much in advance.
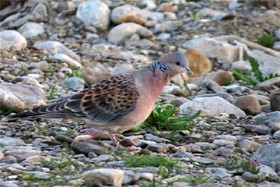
left=82, top=168, right=124, bottom=186
left=76, top=0, right=110, bottom=30
left=108, top=23, right=153, bottom=45
left=111, top=4, right=143, bottom=24
left=18, top=22, right=44, bottom=39
left=33, top=41, right=81, bottom=62
left=0, top=30, right=27, bottom=51
left=0, top=83, right=46, bottom=112
left=182, top=37, right=239, bottom=64
left=179, top=96, right=246, bottom=118
left=250, top=49, right=280, bottom=76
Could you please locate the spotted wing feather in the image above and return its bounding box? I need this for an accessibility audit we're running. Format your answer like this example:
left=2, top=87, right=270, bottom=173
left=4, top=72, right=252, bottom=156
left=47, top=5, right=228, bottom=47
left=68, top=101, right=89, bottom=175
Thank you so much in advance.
left=11, top=74, right=139, bottom=122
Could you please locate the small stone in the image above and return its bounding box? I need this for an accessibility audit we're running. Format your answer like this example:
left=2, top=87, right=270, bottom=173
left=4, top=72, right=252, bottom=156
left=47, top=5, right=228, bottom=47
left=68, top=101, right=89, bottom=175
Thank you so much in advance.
left=243, top=124, right=270, bottom=135
left=0, top=83, right=46, bottom=112
left=237, top=139, right=262, bottom=153
left=155, top=21, right=183, bottom=33
left=203, top=80, right=225, bottom=93
left=270, top=89, right=280, bottom=111
left=18, top=22, right=44, bottom=39
left=273, top=130, right=280, bottom=140
left=156, top=33, right=171, bottom=41
left=182, top=38, right=239, bottom=64
left=5, top=149, right=41, bottom=162
left=61, top=77, right=85, bottom=91
left=34, top=41, right=81, bottom=63
left=242, top=171, right=259, bottom=182
left=258, top=165, right=278, bottom=179
left=231, top=60, right=252, bottom=74
left=179, top=96, right=246, bottom=119
left=273, top=41, right=280, bottom=51
left=71, top=141, right=108, bottom=156
left=0, top=137, right=25, bottom=146
left=0, top=30, right=27, bottom=51
left=82, top=168, right=124, bottom=186
left=119, top=137, right=140, bottom=147
left=195, top=93, right=234, bottom=103
left=275, top=29, right=280, bottom=39
left=250, top=50, right=280, bottom=77
left=29, top=61, right=49, bottom=72
left=52, top=53, right=82, bottom=68
left=0, top=151, right=4, bottom=160
left=147, top=143, right=169, bottom=153
left=25, top=156, right=51, bottom=164
left=113, top=64, right=134, bottom=75
left=234, top=95, right=261, bottom=115
left=76, top=0, right=110, bottom=30
left=108, top=23, right=153, bottom=45
left=205, top=167, right=232, bottom=181
left=253, top=111, right=280, bottom=126
left=184, top=48, right=212, bottom=78
left=30, top=3, right=48, bottom=21
left=111, top=4, right=146, bottom=25
left=252, top=144, right=280, bottom=172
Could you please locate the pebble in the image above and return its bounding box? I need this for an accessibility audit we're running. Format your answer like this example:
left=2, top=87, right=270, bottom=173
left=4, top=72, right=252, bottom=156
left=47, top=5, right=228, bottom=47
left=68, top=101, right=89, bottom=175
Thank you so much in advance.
left=270, top=89, right=280, bottom=111
left=179, top=96, right=246, bottom=119
left=0, top=83, right=46, bottom=112
left=108, top=23, right=153, bottom=45
left=238, top=139, right=262, bottom=153
left=81, top=168, right=124, bottom=186
left=29, top=3, right=48, bottom=21
left=234, top=95, right=261, bottom=115
left=111, top=4, right=145, bottom=25
left=243, top=124, right=270, bottom=135
left=252, top=144, right=280, bottom=172
left=70, top=141, right=109, bottom=156
left=76, top=0, right=110, bottom=30
left=185, top=48, right=212, bottom=78
left=242, top=171, right=259, bottom=182
left=33, top=41, right=81, bottom=62
left=182, top=38, right=239, bottom=64
left=61, top=77, right=85, bottom=91
left=0, top=30, right=27, bottom=51
left=18, top=22, right=44, bottom=39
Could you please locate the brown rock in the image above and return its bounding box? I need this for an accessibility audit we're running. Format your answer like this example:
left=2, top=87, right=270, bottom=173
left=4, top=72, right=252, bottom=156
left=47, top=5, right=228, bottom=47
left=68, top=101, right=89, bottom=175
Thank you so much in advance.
left=234, top=95, right=261, bottom=115
left=212, top=70, right=233, bottom=86
left=184, top=48, right=212, bottom=78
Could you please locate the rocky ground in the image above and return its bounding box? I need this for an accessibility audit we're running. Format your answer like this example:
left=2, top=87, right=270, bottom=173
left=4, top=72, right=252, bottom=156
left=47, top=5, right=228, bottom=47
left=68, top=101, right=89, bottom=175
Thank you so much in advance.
left=1, top=0, right=280, bottom=186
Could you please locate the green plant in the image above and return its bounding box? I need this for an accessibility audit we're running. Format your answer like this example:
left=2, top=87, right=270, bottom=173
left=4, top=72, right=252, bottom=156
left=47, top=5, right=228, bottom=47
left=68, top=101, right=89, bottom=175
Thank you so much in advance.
left=20, top=65, right=29, bottom=75
left=71, top=68, right=83, bottom=78
left=189, top=11, right=201, bottom=20
left=173, top=174, right=210, bottom=185
left=47, top=84, right=57, bottom=99
left=241, top=157, right=260, bottom=174
left=142, top=103, right=200, bottom=131
left=257, top=31, right=274, bottom=48
left=233, top=56, right=280, bottom=86
left=124, top=154, right=180, bottom=174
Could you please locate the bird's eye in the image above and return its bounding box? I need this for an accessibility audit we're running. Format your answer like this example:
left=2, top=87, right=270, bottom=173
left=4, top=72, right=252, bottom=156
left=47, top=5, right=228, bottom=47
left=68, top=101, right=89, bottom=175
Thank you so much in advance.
left=175, top=61, right=180, bottom=66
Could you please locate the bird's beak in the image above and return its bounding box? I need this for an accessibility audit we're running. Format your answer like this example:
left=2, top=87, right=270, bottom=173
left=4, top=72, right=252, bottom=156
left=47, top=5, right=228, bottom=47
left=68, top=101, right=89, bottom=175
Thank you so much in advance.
left=185, top=66, right=193, bottom=75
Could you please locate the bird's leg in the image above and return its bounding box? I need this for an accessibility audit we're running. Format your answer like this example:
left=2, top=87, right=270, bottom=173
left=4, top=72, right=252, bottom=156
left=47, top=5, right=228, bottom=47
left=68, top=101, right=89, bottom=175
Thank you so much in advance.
left=109, top=133, right=136, bottom=151
left=109, top=133, right=121, bottom=148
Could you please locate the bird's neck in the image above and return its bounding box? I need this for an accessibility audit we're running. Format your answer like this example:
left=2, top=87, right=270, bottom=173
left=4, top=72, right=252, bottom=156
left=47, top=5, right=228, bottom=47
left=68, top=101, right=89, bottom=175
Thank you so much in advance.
left=148, top=60, right=169, bottom=80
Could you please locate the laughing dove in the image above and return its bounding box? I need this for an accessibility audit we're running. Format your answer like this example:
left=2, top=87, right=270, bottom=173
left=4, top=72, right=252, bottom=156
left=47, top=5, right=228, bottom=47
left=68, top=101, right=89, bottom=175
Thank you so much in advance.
left=11, top=52, right=192, bottom=144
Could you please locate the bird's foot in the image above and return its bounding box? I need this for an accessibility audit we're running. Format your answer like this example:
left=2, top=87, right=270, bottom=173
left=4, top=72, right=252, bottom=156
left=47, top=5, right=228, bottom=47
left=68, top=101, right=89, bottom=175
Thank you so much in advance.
left=109, top=133, right=136, bottom=151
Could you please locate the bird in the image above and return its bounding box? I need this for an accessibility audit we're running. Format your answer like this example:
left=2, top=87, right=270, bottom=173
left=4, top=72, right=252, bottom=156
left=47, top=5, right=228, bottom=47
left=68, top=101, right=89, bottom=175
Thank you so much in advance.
left=10, top=51, right=192, bottom=147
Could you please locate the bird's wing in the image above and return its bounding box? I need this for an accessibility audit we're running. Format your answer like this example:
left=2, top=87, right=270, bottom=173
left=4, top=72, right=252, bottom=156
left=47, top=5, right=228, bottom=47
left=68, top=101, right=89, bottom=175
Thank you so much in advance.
left=12, top=74, right=140, bottom=122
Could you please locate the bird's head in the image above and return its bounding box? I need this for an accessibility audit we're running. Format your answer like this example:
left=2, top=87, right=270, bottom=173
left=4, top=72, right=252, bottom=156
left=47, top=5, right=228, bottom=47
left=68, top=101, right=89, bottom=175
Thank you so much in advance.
left=161, top=51, right=193, bottom=77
